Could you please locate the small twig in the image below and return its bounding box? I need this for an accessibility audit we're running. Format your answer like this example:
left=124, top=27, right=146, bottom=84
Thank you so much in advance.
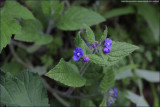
left=9, top=41, right=29, bottom=68
left=43, top=80, right=70, bottom=107
left=46, top=19, right=54, bottom=34
left=43, top=80, right=101, bottom=99
left=65, top=0, right=70, bottom=7
left=11, top=40, right=28, bottom=50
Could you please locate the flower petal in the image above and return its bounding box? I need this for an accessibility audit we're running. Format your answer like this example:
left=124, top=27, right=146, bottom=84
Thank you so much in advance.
left=73, top=50, right=77, bottom=55
left=73, top=56, right=80, bottom=61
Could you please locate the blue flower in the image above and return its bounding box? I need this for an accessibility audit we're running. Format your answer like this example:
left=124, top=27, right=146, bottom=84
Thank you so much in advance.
left=73, top=47, right=84, bottom=61
left=83, top=56, right=89, bottom=62
left=103, top=47, right=110, bottom=54
left=113, top=88, right=118, bottom=98
left=103, top=38, right=112, bottom=54
left=108, top=101, right=113, bottom=106
left=104, top=38, right=112, bottom=47
left=107, top=88, right=118, bottom=106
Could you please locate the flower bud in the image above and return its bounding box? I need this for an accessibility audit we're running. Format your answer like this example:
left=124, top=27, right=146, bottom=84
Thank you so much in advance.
left=103, top=47, right=110, bottom=54
left=83, top=56, right=89, bottom=62
left=92, top=43, right=96, bottom=48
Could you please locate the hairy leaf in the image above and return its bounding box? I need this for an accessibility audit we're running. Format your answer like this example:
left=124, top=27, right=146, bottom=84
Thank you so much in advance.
left=57, top=6, right=105, bottom=30
left=0, top=70, right=49, bottom=106
left=100, top=26, right=108, bottom=43
left=46, top=58, right=86, bottom=87
left=85, top=25, right=95, bottom=44
left=89, top=42, right=139, bottom=66
left=100, top=67, right=115, bottom=93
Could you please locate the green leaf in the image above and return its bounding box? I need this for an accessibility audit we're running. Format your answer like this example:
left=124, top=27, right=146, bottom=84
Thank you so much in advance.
left=99, top=95, right=107, bottom=107
left=115, top=64, right=138, bottom=80
left=0, top=1, right=34, bottom=52
left=1, top=60, right=23, bottom=76
left=46, top=58, right=86, bottom=87
left=88, top=54, right=106, bottom=66
left=75, top=32, right=90, bottom=54
left=135, top=69, right=160, bottom=83
left=131, top=3, right=159, bottom=42
left=100, top=67, right=115, bottom=93
left=126, top=91, right=149, bottom=106
left=1, top=1, right=34, bottom=20
left=14, top=19, right=53, bottom=45
left=100, top=26, right=108, bottom=43
left=103, top=6, right=135, bottom=19
left=41, top=0, right=64, bottom=18
left=0, top=70, right=49, bottom=106
left=85, top=25, right=95, bottom=44
left=0, top=17, right=21, bottom=52
left=89, top=42, right=139, bottom=66
left=57, top=6, right=105, bottom=30
left=81, top=99, right=95, bottom=106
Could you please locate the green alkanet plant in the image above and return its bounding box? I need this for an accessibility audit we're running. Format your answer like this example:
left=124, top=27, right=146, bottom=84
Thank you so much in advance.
left=46, top=25, right=139, bottom=106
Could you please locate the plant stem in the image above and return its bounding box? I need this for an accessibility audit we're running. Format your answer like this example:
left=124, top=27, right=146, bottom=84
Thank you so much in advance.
left=9, top=41, right=30, bottom=68
left=65, top=49, right=96, bottom=95
left=43, top=80, right=70, bottom=107
left=46, top=19, right=54, bottom=34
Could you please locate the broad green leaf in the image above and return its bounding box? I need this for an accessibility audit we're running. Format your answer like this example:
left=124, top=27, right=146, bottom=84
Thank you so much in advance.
left=83, top=63, right=102, bottom=86
left=131, top=3, right=159, bottom=42
left=46, top=58, right=86, bottom=87
left=0, top=17, right=21, bottom=52
left=135, top=69, right=160, bottom=83
left=89, top=42, right=139, bottom=66
left=85, top=25, right=95, bottom=44
left=0, top=1, right=34, bottom=52
left=88, top=54, right=106, bottom=66
left=100, top=67, right=115, bottom=93
left=103, top=41, right=139, bottom=66
left=1, top=1, right=34, bottom=20
left=100, top=26, right=108, bottom=43
left=57, top=6, right=105, bottom=30
left=126, top=91, right=149, bottom=106
left=103, top=6, right=135, bottom=19
left=0, top=70, right=49, bottom=106
left=14, top=19, right=53, bottom=45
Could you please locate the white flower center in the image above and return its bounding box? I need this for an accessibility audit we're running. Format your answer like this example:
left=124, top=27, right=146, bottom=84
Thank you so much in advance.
left=77, top=53, right=80, bottom=56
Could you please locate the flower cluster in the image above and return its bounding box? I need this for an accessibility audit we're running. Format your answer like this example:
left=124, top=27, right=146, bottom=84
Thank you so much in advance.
left=103, top=38, right=112, bottom=54
left=107, top=88, right=118, bottom=106
left=72, top=47, right=89, bottom=62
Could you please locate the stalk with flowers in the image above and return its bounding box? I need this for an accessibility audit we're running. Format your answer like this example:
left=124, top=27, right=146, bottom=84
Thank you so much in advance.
left=46, top=25, right=139, bottom=106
